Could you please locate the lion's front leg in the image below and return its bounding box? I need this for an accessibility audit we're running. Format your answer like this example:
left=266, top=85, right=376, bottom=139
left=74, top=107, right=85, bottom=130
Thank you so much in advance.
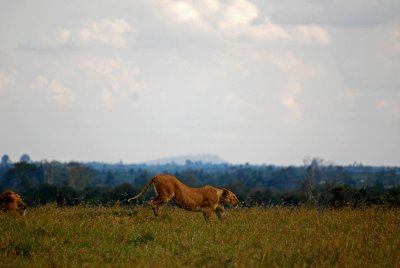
left=216, top=206, right=225, bottom=220
left=202, top=209, right=213, bottom=221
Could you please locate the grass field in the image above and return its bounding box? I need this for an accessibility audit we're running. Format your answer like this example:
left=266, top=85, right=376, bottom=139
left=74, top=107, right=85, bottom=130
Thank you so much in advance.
left=1, top=205, right=399, bottom=267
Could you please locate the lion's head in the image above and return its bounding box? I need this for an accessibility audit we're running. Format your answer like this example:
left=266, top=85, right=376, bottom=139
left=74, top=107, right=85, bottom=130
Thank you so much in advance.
left=0, top=190, right=27, bottom=215
left=221, top=188, right=240, bottom=207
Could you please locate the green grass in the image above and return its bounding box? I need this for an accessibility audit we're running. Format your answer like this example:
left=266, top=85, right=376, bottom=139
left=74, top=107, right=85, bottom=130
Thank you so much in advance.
left=1, top=205, right=399, bottom=267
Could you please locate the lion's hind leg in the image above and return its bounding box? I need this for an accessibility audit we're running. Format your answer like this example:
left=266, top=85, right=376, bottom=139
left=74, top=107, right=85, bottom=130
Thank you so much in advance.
left=150, top=196, right=170, bottom=216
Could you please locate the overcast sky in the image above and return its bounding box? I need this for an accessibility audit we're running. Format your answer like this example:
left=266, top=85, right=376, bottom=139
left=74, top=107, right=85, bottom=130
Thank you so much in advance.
left=1, top=0, right=399, bottom=165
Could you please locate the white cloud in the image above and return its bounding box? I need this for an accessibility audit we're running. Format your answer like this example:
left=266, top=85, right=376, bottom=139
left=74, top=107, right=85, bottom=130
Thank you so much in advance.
left=35, top=75, right=76, bottom=106
left=78, top=19, right=133, bottom=48
left=159, top=0, right=330, bottom=45
left=56, top=29, right=71, bottom=43
left=272, top=52, right=304, bottom=73
left=0, top=70, right=16, bottom=97
left=242, top=23, right=330, bottom=44
left=201, top=0, right=222, bottom=14
left=162, top=0, right=201, bottom=24
left=218, top=0, right=330, bottom=44
left=393, top=30, right=400, bottom=54
left=394, top=30, right=400, bottom=40
left=224, top=92, right=244, bottom=106
left=246, top=21, right=291, bottom=41
left=320, top=1, right=400, bottom=28
left=268, top=1, right=400, bottom=28
left=101, top=88, right=116, bottom=109
left=377, top=100, right=400, bottom=116
left=271, top=52, right=325, bottom=78
left=281, top=81, right=302, bottom=127
left=23, top=18, right=134, bottom=52
left=80, top=56, right=122, bottom=74
left=218, top=0, right=258, bottom=30
left=337, top=88, right=363, bottom=104
left=35, top=74, right=49, bottom=88
left=2, top=0, right=400, bottom=165
left=80, top=56, right=144, bottom=108
left=292, top=25, right=330, bottom=44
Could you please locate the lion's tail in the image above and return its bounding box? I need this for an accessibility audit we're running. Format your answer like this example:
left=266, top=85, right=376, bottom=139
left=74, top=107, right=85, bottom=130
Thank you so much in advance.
left=127, top=177, right=155, bottom=203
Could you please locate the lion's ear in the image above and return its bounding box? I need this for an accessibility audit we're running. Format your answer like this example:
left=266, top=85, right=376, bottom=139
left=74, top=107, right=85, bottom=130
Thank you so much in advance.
left=222, top=188, right=229, bottom=197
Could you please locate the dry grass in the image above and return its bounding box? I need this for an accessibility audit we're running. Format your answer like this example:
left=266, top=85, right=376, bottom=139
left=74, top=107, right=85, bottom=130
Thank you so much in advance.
left=1, top=205, right=399, bottom=267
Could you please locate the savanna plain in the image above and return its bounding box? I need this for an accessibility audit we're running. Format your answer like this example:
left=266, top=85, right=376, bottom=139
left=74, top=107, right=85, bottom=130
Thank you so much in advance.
left=1, top=205, right=399, bottom=267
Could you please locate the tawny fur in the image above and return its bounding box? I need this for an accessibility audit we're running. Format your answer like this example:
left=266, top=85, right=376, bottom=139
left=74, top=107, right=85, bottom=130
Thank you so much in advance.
left=128, top=174, right=239, bottom=220
left=0, top=190, right=27, bottom=215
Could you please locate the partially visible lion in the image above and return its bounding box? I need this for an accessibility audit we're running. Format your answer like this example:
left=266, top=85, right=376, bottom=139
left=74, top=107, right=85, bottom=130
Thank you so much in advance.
left=128, top=174, right=239, bottom=220
left=0, top=190, right=27, bottom=215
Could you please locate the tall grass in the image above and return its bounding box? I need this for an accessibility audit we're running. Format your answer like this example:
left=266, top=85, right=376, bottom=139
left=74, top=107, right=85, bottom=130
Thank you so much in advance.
left=1, top=205, right=399, bottom=267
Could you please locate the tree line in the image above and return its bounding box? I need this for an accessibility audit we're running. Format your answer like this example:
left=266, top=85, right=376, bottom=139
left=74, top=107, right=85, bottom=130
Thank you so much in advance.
left=1, top=155, right=400, bottom=208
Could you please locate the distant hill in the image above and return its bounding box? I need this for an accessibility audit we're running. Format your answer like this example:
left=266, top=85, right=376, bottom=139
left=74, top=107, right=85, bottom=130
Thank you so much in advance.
left=145, top=154, right=226, bottom=165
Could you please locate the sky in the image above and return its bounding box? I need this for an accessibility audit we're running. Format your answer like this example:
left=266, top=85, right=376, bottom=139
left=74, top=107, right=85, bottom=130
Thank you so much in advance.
left=0, top=0, right=399, bottom=166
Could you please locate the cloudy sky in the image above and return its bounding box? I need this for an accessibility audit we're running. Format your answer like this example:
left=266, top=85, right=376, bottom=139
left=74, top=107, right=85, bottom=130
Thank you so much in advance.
left=0, top=0, right=399, bottom=165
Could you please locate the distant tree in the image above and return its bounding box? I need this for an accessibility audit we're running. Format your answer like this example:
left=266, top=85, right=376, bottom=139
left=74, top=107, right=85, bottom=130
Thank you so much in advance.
left=82, top=186, right=113, bottom=204
left=105, top=171, right=115, bottom=186
left=375, top=180, right=385, bottom=190
left=1, top=154, right=11, bottom=166
left=55, top=186, right=79, bottom=206
left=248, top=187, right=273, bottom=205
left=135, top=169, right=149, bottom=185
left=300, top=166, right=316, bottom=204
left=0, top=155, right=12, bottom=186
left=113, top=182, right=139, bottom=203
left=225, top=181, right=249, bottom=201
left=329, top=186, right=347, bottom=208
left=41, top=161, right=68, bottom=186
left=387, top=187, right=400, bottom=207
left=66, top=162, right=93, bottom=190
left=300, top=158, right=326, bottom=205
left=22, top=183, right=59, bottom=206
left=353, top=188, right=367, bottom=208
left=20, top=154, right=31, bottom=163
left=3, top=162, right=44, bottom=190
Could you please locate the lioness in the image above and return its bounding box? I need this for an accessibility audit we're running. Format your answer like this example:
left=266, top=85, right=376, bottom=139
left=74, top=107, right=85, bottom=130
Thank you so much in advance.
left=0, top=190, right=27, bottom=215
left=128, top=174, right=239, bottom=220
